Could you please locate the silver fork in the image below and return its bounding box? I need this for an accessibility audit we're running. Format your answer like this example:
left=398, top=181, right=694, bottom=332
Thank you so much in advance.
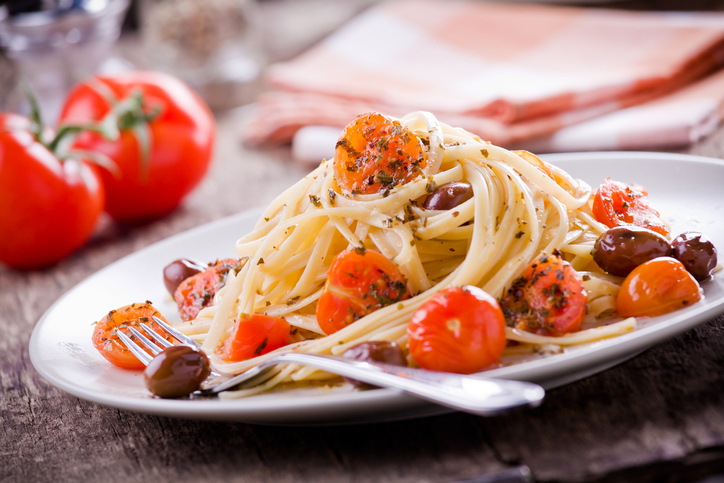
left=117, top=315, right=545, bottom=416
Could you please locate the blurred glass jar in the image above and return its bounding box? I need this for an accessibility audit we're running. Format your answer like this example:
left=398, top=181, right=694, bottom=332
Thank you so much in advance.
left=0, top=0, right=130, bottom=123
left=140, top=0, right=263, bottom=111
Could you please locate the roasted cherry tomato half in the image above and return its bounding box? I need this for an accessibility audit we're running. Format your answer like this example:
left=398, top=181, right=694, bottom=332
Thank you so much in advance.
left=617, top=257, right=701, bottom=318
left=316, top=248, right=411, bottom=335
left=174, top=258, right=244, bottom=321
left=592, top=178, right=669, bottom=237
left=500, top=252, right=587, bottom=336
left=333, top=112, right=427, bottom=196
left=407, top=286, right=506, bottom=374
left=92, top=301, right=174, bottom=370
left=219, top=314, right=290, bottom=362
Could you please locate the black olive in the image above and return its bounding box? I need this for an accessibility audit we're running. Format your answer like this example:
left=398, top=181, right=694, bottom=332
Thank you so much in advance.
left=592, top=226, right=672, bottom=277
left=671, top=232, right=718, bottom=281
left=144, top=345, right=211, bottom=398
left=341, top=340, right=407, bottom=388
left=423, top=182, right=473, bottom=211
left=163, top=258, right=207, bottom=295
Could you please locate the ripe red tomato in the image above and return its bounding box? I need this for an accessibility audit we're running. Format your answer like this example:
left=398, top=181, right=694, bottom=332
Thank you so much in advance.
left=219, top=314, right=290, bottom=362
left=58, top=71, right=215, bottom=223
left=316, top=248, right=411, bottom=335
left=0, top=113, right=104, bottom=269
left=92, top=302, right=174, bottom=370
left=334, top=112, right=427, bottom=196
left=592, top=178, right=669, bottom=237
left=407, top=286, right=506, bottom=374
left=617, top=257, right=701, bottom=318
left=174, top=258, right=243, bottom=321
left=499, top=253, right=587, bottom=336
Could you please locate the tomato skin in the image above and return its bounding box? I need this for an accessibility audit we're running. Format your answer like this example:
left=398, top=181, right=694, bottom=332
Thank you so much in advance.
left=407, top=286, right=506, bottom=374
left=333, top=112, right=427, bottom=196
left=316, top=248, right=411, bottom=335
left=58, top=71, right=215, bottom=223
left=174, top=258, right=243, bottom=321
left=500, top=253, right=587, bottom=336
left=92, top=302, right=174, bottom=370
left=220, top=314, right=290, bottom=362
left=592, top=178, right=669, bottom=237
left=0, top=114, right=104, bottom=269
left=617, top=257, right=701, bottom=318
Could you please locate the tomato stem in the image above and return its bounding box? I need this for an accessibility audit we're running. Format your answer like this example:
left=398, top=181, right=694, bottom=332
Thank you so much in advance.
left=51, top=87, right=161, bottom=180
left=22, top=79, right=45, bottom=141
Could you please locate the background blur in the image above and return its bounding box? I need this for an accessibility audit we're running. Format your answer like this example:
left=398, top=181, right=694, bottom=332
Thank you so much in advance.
left=2, top=0, right=724, bottom=123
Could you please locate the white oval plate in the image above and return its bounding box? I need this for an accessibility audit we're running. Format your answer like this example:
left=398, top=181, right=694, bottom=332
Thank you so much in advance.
left=29, top=152, right=724, bottom=425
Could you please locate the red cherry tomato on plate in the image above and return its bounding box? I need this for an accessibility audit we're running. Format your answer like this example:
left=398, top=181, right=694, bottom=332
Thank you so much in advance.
left=500, top=253, right=587, bottom=336
left=92, top=302, right=174, bottom=370
left=334, top=112, right=427, bottom=196
left=58, top=71, right=215, bottom=223
left=174, top=258, right=244, bottom=321
left=592, top=178, right=668, bottom=237
left=220, top=314, right=290, bottom=362
left=0, top=113, right=104, bottom=269
left=407, top=286, right=506, bottom=374
left=316, top=248, right=411, bottom=335
left=617, top=257, right=701, bottom=318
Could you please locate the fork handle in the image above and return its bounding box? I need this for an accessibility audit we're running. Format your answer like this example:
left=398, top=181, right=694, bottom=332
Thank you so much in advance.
left=220, top=352, right=545, bottom=416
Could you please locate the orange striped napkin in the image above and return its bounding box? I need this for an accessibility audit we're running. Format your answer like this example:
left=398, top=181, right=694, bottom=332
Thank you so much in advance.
left=244, top=0, right=724, bottom=155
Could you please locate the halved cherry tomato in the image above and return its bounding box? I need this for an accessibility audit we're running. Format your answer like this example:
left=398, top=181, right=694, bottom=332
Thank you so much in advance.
left=592, top=178, right=669, bottom=237
left=500, top=253, right=587, bottom=336
left=334, top=112, right=427, bottom=196
left=92, top=302, right=174, bottom=370
left=316, top=248, right=411, bottom=335
left=219, top=314, right=290, bottom=362
left=174, top=258, right=244, bottom=321
left=617, top=257, right=701, bottom=318
left=407, top=286, right=506, bottom=374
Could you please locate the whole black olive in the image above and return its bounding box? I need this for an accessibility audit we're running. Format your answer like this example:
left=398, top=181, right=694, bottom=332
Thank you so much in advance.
left=592, top=226, right=672, bottom=277
left=423, top=182, right=474, bottom=211
left=163, top=258, right=207, bottom=295
left=341, top=341, right=407, bottom=388
left=671, top=232, right=718, bottom=281
left=144, top=345, right=211, bottom=398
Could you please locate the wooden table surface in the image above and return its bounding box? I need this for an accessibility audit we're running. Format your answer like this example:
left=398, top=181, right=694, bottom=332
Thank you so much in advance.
left=4, top=1, right=724, bottom=482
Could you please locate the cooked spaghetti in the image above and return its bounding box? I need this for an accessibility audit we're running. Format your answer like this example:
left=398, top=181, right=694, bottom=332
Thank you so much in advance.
left=170, top=111, right=650, bottom=398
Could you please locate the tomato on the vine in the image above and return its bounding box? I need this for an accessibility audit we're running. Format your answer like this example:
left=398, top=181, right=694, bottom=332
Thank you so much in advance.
left=617, top=257, right=701, bottom=317
left=58, top=71, right=215, bottom=223
left=333, top=112, right=427, bottom=196
left=592, top=178, right=669, bottom=237
left=500, top=252, right=587, bottom=336
left=219, top=314, right=290, bottom=362
left=407, top=285, right=506, bottom=374
left=316, top=248, right=411, bottom=335
left=92, top=302, right=174, bottom=370
left=0, top=113, right=104, bottom=269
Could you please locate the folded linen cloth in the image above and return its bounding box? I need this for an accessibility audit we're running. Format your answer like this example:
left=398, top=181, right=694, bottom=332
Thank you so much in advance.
left=244, top=0, right=724, bottom=153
